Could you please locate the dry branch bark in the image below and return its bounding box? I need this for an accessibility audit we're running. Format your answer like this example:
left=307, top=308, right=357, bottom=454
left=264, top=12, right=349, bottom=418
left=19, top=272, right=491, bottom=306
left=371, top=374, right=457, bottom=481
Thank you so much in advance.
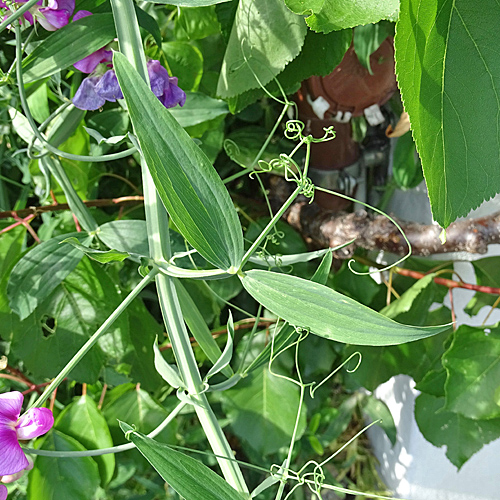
left=269, top=176, right=500, bottom=258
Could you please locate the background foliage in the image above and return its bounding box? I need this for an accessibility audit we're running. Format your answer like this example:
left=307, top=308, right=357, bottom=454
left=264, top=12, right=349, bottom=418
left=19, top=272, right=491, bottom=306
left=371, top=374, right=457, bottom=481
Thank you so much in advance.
left=1, top=0, right=500, bottom=498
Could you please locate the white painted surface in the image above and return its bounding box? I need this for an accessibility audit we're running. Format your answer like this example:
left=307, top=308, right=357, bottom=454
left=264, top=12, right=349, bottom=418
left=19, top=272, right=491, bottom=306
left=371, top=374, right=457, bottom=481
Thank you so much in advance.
left=370, top=186, right=500, bottom=499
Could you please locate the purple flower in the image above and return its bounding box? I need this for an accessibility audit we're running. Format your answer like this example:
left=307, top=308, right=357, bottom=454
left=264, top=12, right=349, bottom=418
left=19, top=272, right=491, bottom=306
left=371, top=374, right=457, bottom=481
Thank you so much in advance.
left=73, top=75, right=106, bottom=111
left=0, top=0, right=42, bottom=26
left=147, top=60, right=186, bottom=109
left=73, top=60, right=186, bottom=111
left=38, top=0, right=74, bottom=30
left=72, top=10, right=112, bottom=74
left=74, top=47, right=113, bottom=74
left=73, top=70, right=124, bottom=110
left=0, top=0, right=74, bottom=30
left=0, top=391, right=53, bottom=480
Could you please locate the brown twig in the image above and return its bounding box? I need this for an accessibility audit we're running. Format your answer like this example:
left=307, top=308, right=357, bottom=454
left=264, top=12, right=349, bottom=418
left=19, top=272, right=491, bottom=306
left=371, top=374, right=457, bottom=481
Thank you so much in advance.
left=0, top=196, right=144, bottom=220
left=270, top=176, right=500, bottom=257
left=394, top=267, right=500, bottom=295
left=97, top=384, right=108, bottom=410
left=160, top=319, right=275, bottom=351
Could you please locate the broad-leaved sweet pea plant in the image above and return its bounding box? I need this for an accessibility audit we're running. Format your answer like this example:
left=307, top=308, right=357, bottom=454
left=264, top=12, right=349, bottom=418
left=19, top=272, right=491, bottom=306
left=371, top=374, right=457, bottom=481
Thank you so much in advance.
left=1, top=0, right=500, bottom=499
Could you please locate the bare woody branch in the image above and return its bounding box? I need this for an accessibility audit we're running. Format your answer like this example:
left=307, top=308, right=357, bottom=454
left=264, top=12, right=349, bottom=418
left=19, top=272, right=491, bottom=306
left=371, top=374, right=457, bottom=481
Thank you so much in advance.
left=269, top=176, right=500, bottom=258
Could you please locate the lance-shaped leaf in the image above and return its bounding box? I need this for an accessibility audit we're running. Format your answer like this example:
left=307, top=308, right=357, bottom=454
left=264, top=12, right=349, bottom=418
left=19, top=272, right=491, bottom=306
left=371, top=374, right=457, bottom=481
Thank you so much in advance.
left=119, top=422, right=244, bottom=500
left=7, top=232, right=90, bottom=320
left=241, top=270, right=447, bottom=346
left=23, top=14, right=116, bottom=83
left=114, top=52, right=243, bottom=271
left=395, top=0, right=500, bottom=227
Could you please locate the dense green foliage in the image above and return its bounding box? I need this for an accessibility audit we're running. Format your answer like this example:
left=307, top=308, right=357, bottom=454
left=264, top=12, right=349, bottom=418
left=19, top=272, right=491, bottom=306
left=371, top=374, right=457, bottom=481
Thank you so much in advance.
left=1, top=0, right=499, bottom=499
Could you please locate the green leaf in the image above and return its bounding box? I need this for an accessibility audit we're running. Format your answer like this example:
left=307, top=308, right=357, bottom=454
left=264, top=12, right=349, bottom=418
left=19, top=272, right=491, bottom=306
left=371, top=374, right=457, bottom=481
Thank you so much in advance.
left=415, top=367, right=447, bottom=397
left=345, top=280, right=451, bottom=391
left=278, top=28, right=352, bottom=91
left=443, top=324, right=500, bottom=419
left=175, top=280, right=233, bottom=378
left=222, top=367, right=307, bottom=455
left=319, top=395, right=357, bottom=444
left=7, top=232, right=89, bottom=320
left=168, top=92, right=229, bottom=128
left=62, top=237, right=129, bottom=263
left=216, top=0, right=307, bottom=98
left=27, top=83, right=50, bottom=124
left=415, top=393, right=500, bottom=469
left=120, top=424, right=244, bottom=500
left=27, top=430, right=101, bottom=500
left=162, top=43, right=204, bottom=92
left=380, top=273, right=438, bottom=325
left=98, top=220, right=150, bottom=258
left=10, top=259, right=129, bottom=383
left=241, top=270, right=447, bottom=346
left=361, top=395, right=396, bottom=446
left=310, top=250, right=333, bottom=284
left=243, top=253, right=332, bottom=375
left=353, top=21, right=394, bottom=74
left=114, top=52, right=243, bottom=271
left=332, top=261, right=380, bottom=307
left=395, top=0, right=500, bottom=227
left=175, top=6, right=221, bottom=40
left=124, top=298, right=165, bottom=391
left=135, top=4, right=162, bottom=48
left=55, top=396, right=115, bottom=486
left=465, top=256, right=500, bottom=316
left=23, top=14, right=116, bottom=83
left=296, top=0, right=399, bottom=33
left=103, top=387, right=170, bottom=445
left=392, top=132, right=423, bottom=189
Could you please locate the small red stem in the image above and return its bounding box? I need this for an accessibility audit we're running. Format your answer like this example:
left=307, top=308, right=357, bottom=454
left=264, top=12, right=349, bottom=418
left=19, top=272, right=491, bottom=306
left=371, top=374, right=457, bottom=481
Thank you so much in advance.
left=395, top=267, right=500, bottom=295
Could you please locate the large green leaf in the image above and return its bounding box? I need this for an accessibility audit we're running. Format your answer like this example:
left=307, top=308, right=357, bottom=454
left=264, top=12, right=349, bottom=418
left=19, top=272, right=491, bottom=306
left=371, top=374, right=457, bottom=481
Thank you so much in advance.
left=222, top=367, right=307, bottom=455
left=10, top=259, right=129, bottom=383
left=285, top=0, right=399, bottom=32
left=415, top=393, right=500, bottom=469
left=162, top=43, right=204, bottom=92
left=114, top=52, right=243, bottom=271
left=55, top=396, right=115, bottom=486
left=103, top=387, right=171, bottom=445
left=124, top=298, right=165, bottom=391
left=27, top=430, right=101, bottom=500
left=278, top=28, right=352, bottom=91
left=216, top=0, right=307, bottom=98
left=395, top=0, right=500, bottom=227
left=120, top=423, right=244, bottom=500
left=168, top=92, right=229, bottom=128
left=23, top=14, right=116, bottom=83
left=443, top=324, right=500, bottom=420
left=7, top=232, right=89, bottom=320
left=98, top=220, right=149, bottom=258
left=241, top=270, right=448, bottom=346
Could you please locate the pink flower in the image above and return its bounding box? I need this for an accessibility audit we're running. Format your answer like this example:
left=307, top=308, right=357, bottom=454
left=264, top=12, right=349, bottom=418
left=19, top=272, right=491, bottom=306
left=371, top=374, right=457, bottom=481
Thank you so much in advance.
left=0, top=391, right=53, bottom=497
left=0, top=0, right=74, bottom=30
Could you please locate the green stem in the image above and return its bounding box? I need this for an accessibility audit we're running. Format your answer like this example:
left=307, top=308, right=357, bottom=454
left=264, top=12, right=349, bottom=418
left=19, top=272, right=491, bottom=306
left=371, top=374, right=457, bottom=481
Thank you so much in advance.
left=27, top=269, right=157, bottom=411
left=0, top=0, right=39, bottom=33
left=40, top=156, right=98, bottom=232
left=23, top=401, right=185, bottom=458
left=110, top=0, right=248, bottom=493
left=239, top=186, right=301, bottom=270
left=14, top=25, right=136, bottom=163
left=223, top=103, right=291, bottom=185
